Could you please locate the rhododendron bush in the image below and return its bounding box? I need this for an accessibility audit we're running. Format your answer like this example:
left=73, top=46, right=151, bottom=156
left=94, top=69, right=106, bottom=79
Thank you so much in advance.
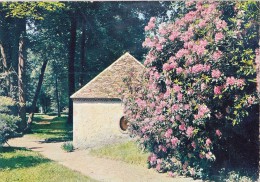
left=121, top=1, right=259, bottom=179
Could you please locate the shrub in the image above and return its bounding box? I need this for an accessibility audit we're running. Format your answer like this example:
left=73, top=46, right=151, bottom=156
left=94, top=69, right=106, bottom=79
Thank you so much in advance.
left=61, top=142, right=74, bottom=152
left=122, top=1, right=259, bottom=179
left=0, top=96, right=21, bottom=145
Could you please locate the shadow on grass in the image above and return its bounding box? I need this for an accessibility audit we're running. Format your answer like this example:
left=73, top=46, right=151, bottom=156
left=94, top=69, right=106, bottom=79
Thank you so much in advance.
left=0, top=147, right=50, bottom=170
left=30, top=115, right=73, bottom=143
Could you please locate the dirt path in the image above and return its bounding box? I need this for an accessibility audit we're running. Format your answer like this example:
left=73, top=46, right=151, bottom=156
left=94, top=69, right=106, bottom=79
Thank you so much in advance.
left=8, top=135, right=198, bottom=182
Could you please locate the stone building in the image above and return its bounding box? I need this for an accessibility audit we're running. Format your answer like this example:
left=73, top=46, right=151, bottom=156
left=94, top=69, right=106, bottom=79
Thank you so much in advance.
left=70, top=53, right=144, bottom=149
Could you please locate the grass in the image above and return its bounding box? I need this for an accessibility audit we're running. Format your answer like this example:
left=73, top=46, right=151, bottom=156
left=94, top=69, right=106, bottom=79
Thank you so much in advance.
left=89, top=141, right=149, bottom=167
left=0, top=147, right=96, bottom=182
left=28, top=114, right=72, bottom=142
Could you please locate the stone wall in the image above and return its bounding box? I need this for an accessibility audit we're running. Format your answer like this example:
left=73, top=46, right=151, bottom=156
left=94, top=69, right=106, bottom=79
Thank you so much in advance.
left=73, top=99, right=130, bottom=149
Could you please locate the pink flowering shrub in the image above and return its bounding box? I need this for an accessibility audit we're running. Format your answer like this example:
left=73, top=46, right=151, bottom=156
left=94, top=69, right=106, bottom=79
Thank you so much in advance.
left=121, top=1, right=259, bottom=179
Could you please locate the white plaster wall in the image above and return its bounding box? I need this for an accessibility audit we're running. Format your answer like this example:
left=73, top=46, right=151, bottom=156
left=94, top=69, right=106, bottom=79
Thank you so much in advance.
left=73, top=100, right=130, bottom=149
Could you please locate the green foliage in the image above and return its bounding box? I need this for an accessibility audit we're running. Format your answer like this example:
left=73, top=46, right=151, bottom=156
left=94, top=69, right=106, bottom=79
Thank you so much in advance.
left=122, top=1, right=259, bottom=179
left=61, top=142, right=74, bottom=152
left=2, top=2, right=65, bottom=19
left=0, top=96, right=20, bottom=145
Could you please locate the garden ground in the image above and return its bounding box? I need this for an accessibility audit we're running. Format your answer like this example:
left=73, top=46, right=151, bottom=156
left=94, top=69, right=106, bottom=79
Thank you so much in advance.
left=7, top=135, right=196, bottom=182
left=2, top=114, right=197, bottom=182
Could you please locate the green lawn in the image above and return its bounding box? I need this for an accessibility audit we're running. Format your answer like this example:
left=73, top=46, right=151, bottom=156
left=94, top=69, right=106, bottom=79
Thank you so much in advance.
left=0, top=147, right=96, bottom=182
left=89, top=141, right=149, bottom=167
left=28, top=114, right=72, bottom=142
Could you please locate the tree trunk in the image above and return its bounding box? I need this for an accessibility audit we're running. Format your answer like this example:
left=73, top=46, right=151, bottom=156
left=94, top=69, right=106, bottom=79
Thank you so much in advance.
left=55, top=73, right=61, bottom=117
left=25, top=59, right=48, bottom=132
left=79, top=17, right=86, bottom=87
left=18, top=19, right=27, bottom=131
left=0, top=43, right=7, bottom=70
left=256, top=2, right=260, bottom=179
left=68, top=13, right=77, bottom=124
left=0, top=12, right=13, bottom=97
left=0, top=43, right=10, bottom=96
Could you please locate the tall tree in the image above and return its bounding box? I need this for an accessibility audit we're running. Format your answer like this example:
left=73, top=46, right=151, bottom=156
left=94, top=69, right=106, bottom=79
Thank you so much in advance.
left=26, top=59, right=48, bottom=131
left=79, top=17, right=86, bottom=87
left=1, top=2, right=64, bottom=131
left=17, top=18, right=27, bottom=130
left=68, top=11, right=77, bottom=124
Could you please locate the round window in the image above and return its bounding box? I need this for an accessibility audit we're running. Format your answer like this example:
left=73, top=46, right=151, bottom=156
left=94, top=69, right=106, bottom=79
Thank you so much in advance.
left=119, top=116, right=128, bottom=131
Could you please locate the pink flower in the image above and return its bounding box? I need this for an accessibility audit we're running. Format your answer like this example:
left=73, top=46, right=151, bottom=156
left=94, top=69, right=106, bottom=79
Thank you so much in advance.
left=212, top=50, right=223, bottom=61
left=153, top=71, right=160, bottom=80
left=177, top=93, right=183, bottom=101
left=211, top=69, right=221, bottom=78
left=150, top=17, right=156, bottom=22
left=215, top=32, right=224, bottom=42
left=150, top=102, right=156, bottom=109
left=146, top=22, right=155, bottom=30
left=214, top=86, right=222, bottom=95
left=197, top=104, right=210, bottom=118
left=176, top=49, right=189, bottom=58
left=144, top=51, right=156, bottom=65
left=206, top=138, right=212, bottom=146
left=186, top=126, right=194, bottom=138
left=206, top=152, right=211, bottom=159
left=168, top=171, right=175, bottom=177
left=144, top=26, right=150, bottom=31
left=179, top=122, right=186, bottom=131
left=184, top=104, right=190, bottom=110
left=196, top=45, right=206, bottom=56
left=175, top=115, right=181, bottom=121
left=165, top=129, right=173, bottom=138
left=156, top=44, right=163, bottom=51
left=191, top=64, right=204, bottom=74
left=236, top=78, right=245, bottom=87
left=206, top=152, right=214, bottom=160
left=159, top=37, right=166, bottom=44
left=163, top=63, right=172, bottom=71
left=248, top=96, right=255, bottom=105
left=136, top=98, right=146, bottom=108
left=149, top=153, right=157, bottom=164
left=176, top=67, right=183, bottom=74
left=200, top=39, right=208, bottom=47
left=184, top=11, right=197, bottom=22
left=225, top=77, right=245, bottom=87
left=189, top=168, right=195, bottom=176
left=173, top=85, right=181, bottom=92
left=201, top=83, right=207, bottom=91
left=199, top=153, right=205, bottom=159
left=159, top=27, right=167, bottom=35
left=171, top=104, right=179, bottom=112
left=171, top=137, right=179, bottom=148
left=156, top=164, right=161, bottom=171
left=191, top=141, right=196, bottom=149
left=198, top=20, right=207, bottom=28
left=169, top=31, right=179, bottom=41
left=182, top=161, right=188, bottom=171
left=158, top=115, right=165, bottom=121
left=142, top=37, right=156, bottom=48
left=215, top=20, right=227, bottom=30
left=226, top=76, right=236, bottom=86
left=216, top=129, right=222, bottom=137
left=187, top=89, right=194, bottom=95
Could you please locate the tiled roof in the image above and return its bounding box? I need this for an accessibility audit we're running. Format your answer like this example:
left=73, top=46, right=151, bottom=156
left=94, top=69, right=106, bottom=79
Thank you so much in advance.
left=70, top=52, right=145, bottom=99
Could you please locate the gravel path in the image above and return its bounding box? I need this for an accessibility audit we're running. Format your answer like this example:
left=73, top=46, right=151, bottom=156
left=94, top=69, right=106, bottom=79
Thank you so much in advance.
left=8, top=135, right=198, bottom=182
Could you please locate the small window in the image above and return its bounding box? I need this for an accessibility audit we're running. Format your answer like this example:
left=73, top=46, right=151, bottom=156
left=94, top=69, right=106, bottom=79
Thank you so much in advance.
left=119, top=116, right=128, bottom=131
